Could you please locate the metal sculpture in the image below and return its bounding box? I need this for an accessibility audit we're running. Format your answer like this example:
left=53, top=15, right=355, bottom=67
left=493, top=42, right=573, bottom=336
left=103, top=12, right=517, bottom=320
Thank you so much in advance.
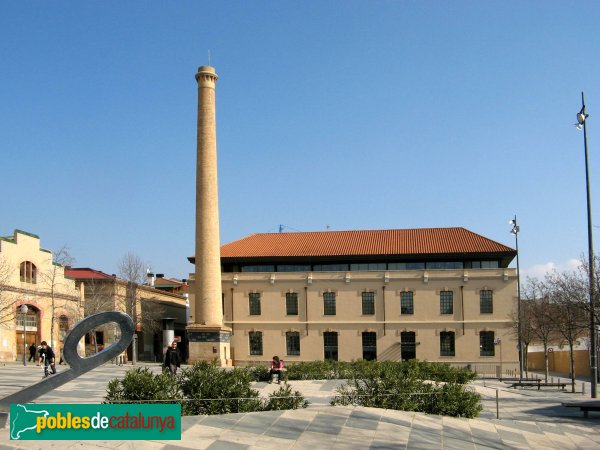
left=0, top=311, right=134, bottom=413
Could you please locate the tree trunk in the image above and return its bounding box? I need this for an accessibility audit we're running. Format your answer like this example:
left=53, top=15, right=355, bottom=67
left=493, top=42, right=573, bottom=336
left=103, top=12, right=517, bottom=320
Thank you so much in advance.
left=569, top=342, right=576, bottom=393
left=544, top=344, right=549, bottom=382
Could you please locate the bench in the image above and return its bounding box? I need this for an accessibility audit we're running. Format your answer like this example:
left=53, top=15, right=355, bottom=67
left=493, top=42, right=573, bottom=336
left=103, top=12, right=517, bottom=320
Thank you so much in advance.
left=562, top=400, right=600, bottom=418
left=507, top=380, right=566, bottom=390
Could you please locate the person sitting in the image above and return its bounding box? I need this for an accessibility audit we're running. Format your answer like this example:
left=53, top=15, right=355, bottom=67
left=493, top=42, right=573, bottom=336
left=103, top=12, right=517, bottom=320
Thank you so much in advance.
left=269, top=356, right=284, bottom=384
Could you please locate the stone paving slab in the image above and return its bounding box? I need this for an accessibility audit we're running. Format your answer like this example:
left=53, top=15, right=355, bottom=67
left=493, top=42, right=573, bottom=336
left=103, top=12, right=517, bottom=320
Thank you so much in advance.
left=1, top=363, right=600, bottom=448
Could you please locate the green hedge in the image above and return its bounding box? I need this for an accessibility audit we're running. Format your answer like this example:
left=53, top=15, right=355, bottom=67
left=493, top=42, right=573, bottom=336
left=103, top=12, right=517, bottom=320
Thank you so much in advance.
left=330, top=361, right=482, bottom=418
left=247, top=360, right=476, bottom=384
left=105, top=362, right=309, bottom=415
left=105, top=360, right=480, bottom=418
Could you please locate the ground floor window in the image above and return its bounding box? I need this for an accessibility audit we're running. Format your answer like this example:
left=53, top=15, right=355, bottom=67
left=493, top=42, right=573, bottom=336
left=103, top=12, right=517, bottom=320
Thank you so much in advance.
left=362, top=332, right=377, bottom=361
left=286, top=331, right=300, bottom=356
left=400, top=331, right=416, bottom=361
left=440, top=331, right=455, bottom=356
left=249, top=331, right=263, bottom=356
left=480, top=331, right=495, bottom=356
left=323, top=332, right=338, bottom=361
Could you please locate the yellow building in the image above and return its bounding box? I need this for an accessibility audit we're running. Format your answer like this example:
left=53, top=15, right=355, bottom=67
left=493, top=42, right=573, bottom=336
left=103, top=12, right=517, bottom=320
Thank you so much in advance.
left=0, top=230, right=84, bottom=362
left=189, top=227, right=520, bottom=375
left=65, top=268, right=188, bottom=362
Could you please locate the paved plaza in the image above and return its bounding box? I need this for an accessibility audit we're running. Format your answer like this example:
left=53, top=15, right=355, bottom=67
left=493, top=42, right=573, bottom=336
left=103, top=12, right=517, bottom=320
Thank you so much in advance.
left=0, top=362, right=599, bottom=449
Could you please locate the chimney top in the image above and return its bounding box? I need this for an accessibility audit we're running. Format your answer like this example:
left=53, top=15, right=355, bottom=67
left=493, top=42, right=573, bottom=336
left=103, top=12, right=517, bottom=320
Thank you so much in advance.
left=197, top=66, right=216, bottom=74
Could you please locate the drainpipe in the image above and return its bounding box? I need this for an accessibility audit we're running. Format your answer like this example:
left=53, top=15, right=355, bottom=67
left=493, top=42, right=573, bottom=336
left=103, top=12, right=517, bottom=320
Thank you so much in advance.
left=304, top=286, right=308, bottom=336
left=230, top=287, right=234, bottom=335
left=460, top=285, right=465, bottom=335
left=382, top=286, right=386, bottom=336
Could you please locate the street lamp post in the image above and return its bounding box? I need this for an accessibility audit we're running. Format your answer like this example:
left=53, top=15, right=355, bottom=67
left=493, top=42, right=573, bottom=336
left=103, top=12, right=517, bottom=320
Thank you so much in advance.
left=20, top=304, right=28, bottom=366
left=510, top=216, right=523, bottom=382
left=577, top=92, right=597, bottom=398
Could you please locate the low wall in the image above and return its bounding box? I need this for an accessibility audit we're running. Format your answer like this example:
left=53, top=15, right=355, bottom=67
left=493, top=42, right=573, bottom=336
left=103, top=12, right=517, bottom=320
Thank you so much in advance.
left=528, top=349, right=590, bottom=375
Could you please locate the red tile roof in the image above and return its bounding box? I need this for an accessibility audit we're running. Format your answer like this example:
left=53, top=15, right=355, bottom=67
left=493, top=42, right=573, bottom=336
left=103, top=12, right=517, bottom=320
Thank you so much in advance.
left=220, top=227, right=514, bottom=259
left=65, top=268, right=115, bottom=279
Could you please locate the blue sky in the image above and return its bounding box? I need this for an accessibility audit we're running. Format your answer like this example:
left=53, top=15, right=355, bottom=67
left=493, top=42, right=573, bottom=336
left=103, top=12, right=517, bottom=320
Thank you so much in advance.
left=2, top=1, right=600, bottom=280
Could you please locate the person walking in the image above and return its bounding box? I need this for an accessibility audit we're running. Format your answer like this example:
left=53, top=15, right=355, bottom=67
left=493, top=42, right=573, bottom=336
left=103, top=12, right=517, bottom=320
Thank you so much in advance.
left=163, top=341, right=181, bottom=375
left=38, top=341, right=56, bottom=377
left=28, top=344, right=36, bottom=362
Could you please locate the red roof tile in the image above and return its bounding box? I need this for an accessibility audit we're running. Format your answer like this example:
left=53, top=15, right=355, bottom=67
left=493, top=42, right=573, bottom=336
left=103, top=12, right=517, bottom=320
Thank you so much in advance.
left=220, top=228, right=514, bottom=259
left=65, top=268, right=115, bottom=279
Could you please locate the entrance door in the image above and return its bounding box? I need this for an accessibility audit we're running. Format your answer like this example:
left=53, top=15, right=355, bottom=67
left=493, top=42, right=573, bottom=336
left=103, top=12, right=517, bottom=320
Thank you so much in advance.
left=400, top=331, right=416, bottom=361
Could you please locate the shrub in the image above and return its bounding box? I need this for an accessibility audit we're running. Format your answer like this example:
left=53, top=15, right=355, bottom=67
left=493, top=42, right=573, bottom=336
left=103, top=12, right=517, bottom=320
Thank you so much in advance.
left=246, top=364, right=270, bottom=382
left=105, top=368, right=181, bottom=404
left=262, top=383, right=309, bottom=411
left=179, top=361, right=262, bottom=415
left=330, top=361, right=482, bottom=418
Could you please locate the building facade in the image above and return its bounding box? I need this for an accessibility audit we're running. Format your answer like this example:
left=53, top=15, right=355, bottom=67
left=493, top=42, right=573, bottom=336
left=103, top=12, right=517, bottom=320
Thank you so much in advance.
left=189, top=227, right=520, bottom=375
left=0, top=230, right=84, bottom=362
left=65, top=268, right=188, bottom=362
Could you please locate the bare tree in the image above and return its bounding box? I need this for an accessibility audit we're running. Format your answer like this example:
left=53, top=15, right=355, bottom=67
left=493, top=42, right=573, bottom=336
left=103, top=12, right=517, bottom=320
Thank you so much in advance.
left=523, top=277, right=559, bottom=381
left=575, top=255, right=600, bottom=330
left=0, top=255, right=17, bottom=326
left=520, top=298, right=535, bottom=379
left=545, top=269, right=588, bottom=391
left=83, top=278, right=117, bottom=354
left=39, top=246, right=75, bottom=348
left=117, top=252, right=164, bottom=362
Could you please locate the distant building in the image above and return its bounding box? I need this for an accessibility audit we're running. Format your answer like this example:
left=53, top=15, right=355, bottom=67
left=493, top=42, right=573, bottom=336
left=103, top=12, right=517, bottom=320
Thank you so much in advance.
left=65, top=268, right=188, bottom=362
left=189, top=227, right=520, bottom=375
left=0, top=230, right=84, bottom=362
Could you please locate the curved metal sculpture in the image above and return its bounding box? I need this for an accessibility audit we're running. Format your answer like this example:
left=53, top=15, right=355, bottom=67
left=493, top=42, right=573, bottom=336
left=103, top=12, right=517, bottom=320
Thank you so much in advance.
left=0, top=311, right=134, bottom=411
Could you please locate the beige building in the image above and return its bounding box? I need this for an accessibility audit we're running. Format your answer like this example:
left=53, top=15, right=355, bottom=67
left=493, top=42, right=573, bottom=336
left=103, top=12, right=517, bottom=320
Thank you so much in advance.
left=65, top=268, right=188, bottom=362
left=189, top=227, right=520, bottom=375
left=0, top=230, right=84, bottom=362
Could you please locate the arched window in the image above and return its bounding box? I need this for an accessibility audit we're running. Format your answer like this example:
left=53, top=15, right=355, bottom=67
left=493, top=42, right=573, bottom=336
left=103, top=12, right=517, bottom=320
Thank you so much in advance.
left=20, top=261, right=37, bottom=284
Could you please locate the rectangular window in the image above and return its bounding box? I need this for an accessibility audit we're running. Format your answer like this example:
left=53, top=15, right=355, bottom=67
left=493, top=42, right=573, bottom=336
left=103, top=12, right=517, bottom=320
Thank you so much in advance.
left=350, top=263, right=386, bottom=271
left=241, top=265, right=275, bottom=272
left=400, top=331, right=416, bottom=361
left=426, top=262, right=464, bottom=270
left=249, top=293, right=261, bottom=315
left=323, top=332, right=338, bottom=360
left=277, top=265, right=311, bottom=272
left=249, top=331, right=263, bottom=355
left=440, top=331, right=455, bottom=356
left=313, top=264, right=349, bottom=272
left=362, top=292, right=375, bottom=315
left=400, top=291, right=414, bottom=315
left=472, top=261, right=499, bottom=269
left=480, top=331, right=495, bottom=356
left=440, top=291, right=453, bottom=314
left=286, top=332, right=300, bottom=356
left=480, top=290, right=493, bottom=314
left=286, top=292, right=298, bottom=315
left=16, top=315, right=37, bottom=328
left=362, top=332, right=377, bottom=361
left=388, top=262, right=425, bottom=270
left=323, top=292, right=336, bottom=315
